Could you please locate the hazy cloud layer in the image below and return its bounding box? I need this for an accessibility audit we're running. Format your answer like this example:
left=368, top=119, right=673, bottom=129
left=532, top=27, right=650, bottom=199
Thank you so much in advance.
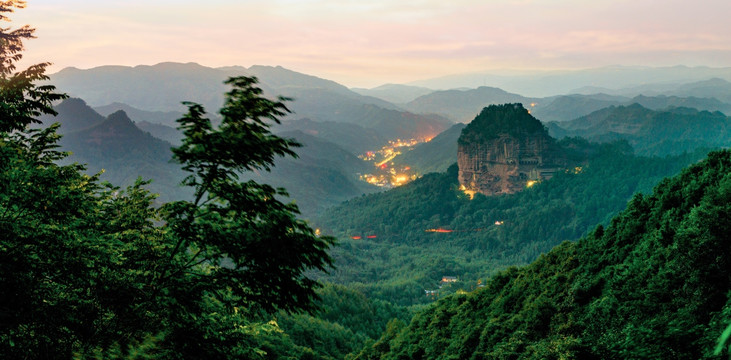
left=14, top=0, right=731, bottom=87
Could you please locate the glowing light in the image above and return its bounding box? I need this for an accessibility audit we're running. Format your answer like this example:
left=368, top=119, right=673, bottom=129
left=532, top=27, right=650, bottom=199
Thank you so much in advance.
left=351, top=236, right=362, bottom=240
left=426, top=228, right=454, bottom=233
left=358, top=136, right=433, bottom=188
left=366, top=235, right=377, bottom=239
left=494, top=221, right=504, bottom=226
left=459, top=184, right=476, bottom=200
left=526, top=180, right=538, bottom=188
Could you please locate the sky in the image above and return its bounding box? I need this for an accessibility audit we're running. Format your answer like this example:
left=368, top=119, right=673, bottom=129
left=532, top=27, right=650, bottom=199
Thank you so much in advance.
left=11, top=0, right=731, bottom=88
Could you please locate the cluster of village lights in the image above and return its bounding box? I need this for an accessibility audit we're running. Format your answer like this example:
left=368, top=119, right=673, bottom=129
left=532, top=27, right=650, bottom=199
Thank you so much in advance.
left=358, top=137, right=432, bottom=188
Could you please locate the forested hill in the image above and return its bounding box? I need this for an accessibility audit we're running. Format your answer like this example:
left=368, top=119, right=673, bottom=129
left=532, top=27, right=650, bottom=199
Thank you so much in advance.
left=547, top=104, right=731, bottom=156
left=353, top=150, right=731, bottom=359
left=315, top=142, right=709, bottom=306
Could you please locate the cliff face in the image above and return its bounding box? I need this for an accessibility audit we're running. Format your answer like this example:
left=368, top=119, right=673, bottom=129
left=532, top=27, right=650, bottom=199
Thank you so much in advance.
left=458, top=104, right=565, bottom=195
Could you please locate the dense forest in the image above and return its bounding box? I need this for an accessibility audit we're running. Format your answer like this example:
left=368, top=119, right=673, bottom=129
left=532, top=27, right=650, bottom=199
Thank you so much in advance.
left=0, top=6, right=336, bottom=357
left=547, top=104, right=731, bottom=156
left=352, top=150, right=731, bottom=359
left=316, top=141, right=710, bottom=306
left=3, top=2, right=731, bottom=359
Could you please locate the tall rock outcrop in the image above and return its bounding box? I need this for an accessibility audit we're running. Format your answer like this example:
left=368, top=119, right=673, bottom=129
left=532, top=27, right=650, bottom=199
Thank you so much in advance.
left=458, top=104, right=566, bottom=195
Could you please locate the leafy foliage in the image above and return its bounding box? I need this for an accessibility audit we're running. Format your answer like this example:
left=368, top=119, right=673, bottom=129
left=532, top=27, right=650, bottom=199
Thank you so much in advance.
left=317, top=140, right=707, bottom=306
left=355, top=150, right=731, bottom=359
left=0, top=6, right=334, bottom=356
left=458, top=103, right=547, bottom=145
left=548, top=103, right=731, bottom=156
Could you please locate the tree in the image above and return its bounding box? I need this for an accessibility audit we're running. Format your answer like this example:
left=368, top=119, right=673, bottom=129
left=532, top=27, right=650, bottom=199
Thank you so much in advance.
left=0, top=2, right=335, bottom=357
left=156, top=76, right=336, bottom=356
left=0, top=1, right=65, bottom=132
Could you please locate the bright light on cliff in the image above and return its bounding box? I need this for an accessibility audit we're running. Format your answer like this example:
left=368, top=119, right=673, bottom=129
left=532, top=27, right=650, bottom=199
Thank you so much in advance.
left=459, top=184, right=476, bottom=200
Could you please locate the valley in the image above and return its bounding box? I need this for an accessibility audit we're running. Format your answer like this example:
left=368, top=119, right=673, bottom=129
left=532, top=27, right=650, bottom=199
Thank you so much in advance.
left=5, top=0, right=731, bottom=358
left=13, top=60, right=731, bottom=359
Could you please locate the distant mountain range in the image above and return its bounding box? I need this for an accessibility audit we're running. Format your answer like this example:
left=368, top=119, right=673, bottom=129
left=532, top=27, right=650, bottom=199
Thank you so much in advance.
left=548, top=104, right=731, bottom=156
left=41, top=63, right=731, bottom=218
left=41, top=98, right=382, bottom=218
left=50, top=62, right=731, bottom=130
left=390, top=123, right=466, bottom=175
left=403, top=86, right=539, bottom=123
left=531, top=92, right=731, bottom=123
left=352, top=84, right=434, bottom=104
left=406, top=65, right=731, bottom=97
left=49, top=62, right=452, bottom=142
left=572, top=77, right=731, bottom=102
left=398, top=80, right=731, bottom=123
left=40, top=99, right=190, bottom=203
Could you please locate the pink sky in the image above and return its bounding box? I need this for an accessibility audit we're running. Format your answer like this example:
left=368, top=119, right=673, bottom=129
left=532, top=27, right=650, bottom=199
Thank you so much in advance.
left=12, top=0, right=731, bottom=88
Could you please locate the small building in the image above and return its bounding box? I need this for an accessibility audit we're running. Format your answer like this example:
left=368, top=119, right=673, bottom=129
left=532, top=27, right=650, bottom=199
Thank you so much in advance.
left=441, top=276, right=458, bottom=283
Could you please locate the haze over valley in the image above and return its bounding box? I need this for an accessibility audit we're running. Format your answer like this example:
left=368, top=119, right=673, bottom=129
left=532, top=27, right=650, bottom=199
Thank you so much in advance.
left=4, top=1, right=731, bottom=359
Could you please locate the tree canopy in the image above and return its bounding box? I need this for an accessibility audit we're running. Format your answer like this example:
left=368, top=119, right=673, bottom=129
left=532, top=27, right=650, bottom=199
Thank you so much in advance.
left=0, top=3, right=334, bottom=358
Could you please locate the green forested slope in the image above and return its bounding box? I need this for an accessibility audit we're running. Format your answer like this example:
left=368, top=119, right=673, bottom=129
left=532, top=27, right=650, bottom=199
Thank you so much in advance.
left=547, top=104, right=731, bottom=156
left=316, top=143, right=709, bottom=306
left=354, top=150, right=731, bottom=359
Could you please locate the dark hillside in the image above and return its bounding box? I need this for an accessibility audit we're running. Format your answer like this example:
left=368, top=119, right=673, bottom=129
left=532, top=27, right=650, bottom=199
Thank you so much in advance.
left=316, top=143, right=708, bottom=306
left=355, top=150, right=731, bottom=359
left=391, top=123, right=466, bottom=175
left=548, top=104, right=731, bottom=156
left=59, top=110, right=189, bottom=202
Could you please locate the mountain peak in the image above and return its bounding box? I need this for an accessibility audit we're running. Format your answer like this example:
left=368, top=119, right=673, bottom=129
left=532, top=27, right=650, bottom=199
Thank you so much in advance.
left=107, top=110, right=134, bottom=124
left=42, top=97, right=105, bottom=133
left=459, top=103, right=547, bottom=144
left=99, top=110, right=144, bottom=136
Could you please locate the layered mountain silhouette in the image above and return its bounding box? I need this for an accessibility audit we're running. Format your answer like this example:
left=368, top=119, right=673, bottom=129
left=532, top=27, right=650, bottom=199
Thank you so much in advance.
left=352, top=83, right=434, bottom=104
left=274, top=118, right=386, bottom=155
left=391, top=123, right=466, bottom=175
left=49, top=62, right=451, bottom=142
left=548, top=104, right=731, bottom=156
left=407, top=65, right=731, bottom=97
left=404, top=86, right=538, bottom=123
left=247, top=130, right=378, bottom=218
left=48, top=103, right=189, bottom=202
left=42, top=98, right=380, bottom=218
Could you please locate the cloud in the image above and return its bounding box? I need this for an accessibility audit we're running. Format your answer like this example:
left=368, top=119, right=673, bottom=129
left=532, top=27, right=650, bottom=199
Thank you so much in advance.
left=13, top=0, right=731, bottom=87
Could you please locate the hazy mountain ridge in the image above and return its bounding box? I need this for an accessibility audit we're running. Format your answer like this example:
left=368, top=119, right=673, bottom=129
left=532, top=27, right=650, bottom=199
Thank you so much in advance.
left=404, top=86, right=538, bottom=123
left=274, top=118, right=386, bottom=155
left=55, top=106, right=190, bottom=203
left=247, top=130, right=379, bottom=218
left=51, top=62, right=244, bottom=112
left=39, top=97, right=105, bottom=133
left=94, top=102, right=183, bottom=127
left=352, top=83, right=434, bottom=104
left=402, top=85, right=731, bottom=123
left=407, top=65, right=731, bottom=97
left=44, top=98, right=380, bottom=218
left=548, top=104, right=731, bottom=156
left=50, top=62, right=450, bottom=142
left=391, top=123, right=466, bottom=175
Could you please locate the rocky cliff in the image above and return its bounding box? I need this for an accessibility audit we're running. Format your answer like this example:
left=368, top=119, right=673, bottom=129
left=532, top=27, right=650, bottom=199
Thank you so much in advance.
left=458, top=104, right=566, bottom=195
